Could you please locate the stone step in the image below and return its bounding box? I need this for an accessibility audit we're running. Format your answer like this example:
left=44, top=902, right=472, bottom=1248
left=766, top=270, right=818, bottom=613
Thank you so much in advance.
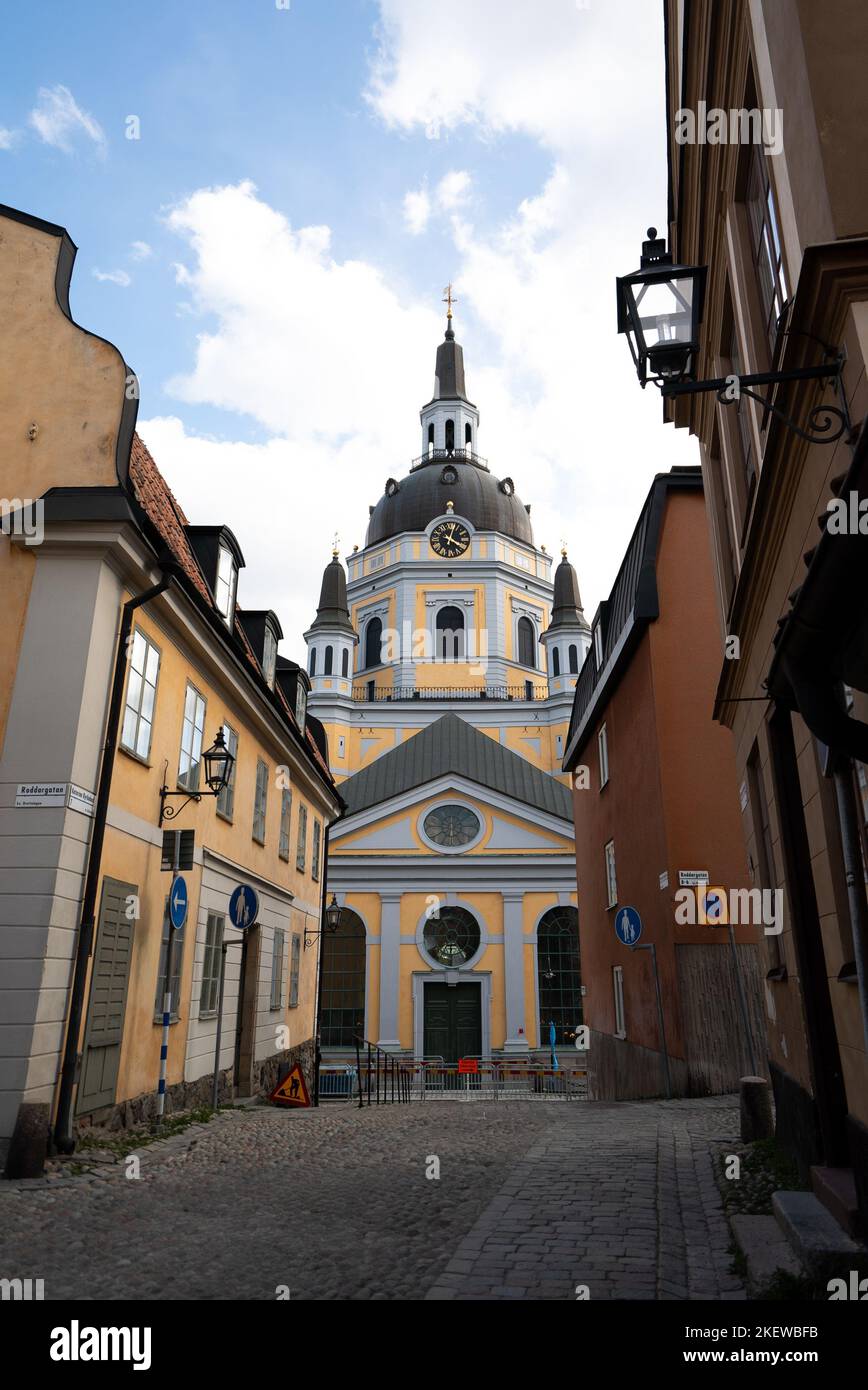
left=773, top=1189, right=868, bottom=1283
left=810, top=1165, right=860, bottom=1238
left=730, top=1214, right=803, bottom=1296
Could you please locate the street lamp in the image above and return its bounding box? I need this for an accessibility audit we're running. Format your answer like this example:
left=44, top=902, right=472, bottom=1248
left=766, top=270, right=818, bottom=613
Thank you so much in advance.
left=159, top=727, right=236, bottom=825
left=617, top=227, right=850, bottom=443
left=616, top=228, right=706, bottom=386
left=305, top=893, right=342, bottom=948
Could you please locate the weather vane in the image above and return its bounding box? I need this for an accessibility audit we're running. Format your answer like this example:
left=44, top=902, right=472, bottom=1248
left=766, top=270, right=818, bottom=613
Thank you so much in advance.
left=561, top=538, right=568, bottom=558
left=332, top=531, right=340, bottom=559
left=442, top=282, right=458, bottom=319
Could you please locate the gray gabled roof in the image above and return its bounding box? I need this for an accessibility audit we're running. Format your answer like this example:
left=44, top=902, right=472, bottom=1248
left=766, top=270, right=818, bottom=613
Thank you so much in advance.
left=340, top=713, right=573, bottom=821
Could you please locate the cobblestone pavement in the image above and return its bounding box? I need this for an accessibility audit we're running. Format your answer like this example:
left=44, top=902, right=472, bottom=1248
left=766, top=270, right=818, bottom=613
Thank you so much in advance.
left=0, top=1097, right=744, bottom=1301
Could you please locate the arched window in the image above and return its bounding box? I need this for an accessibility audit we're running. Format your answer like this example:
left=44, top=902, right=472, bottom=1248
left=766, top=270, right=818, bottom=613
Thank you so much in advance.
left=364, top=616, right=383, bottom=670
left=320, top=909, right=366, bottom=1047
left=445, top=418, right=455, bottom=454
left=552, top=647, right=560, bottom=677
left=537, top=906, right=582, bottom=1047
left=436, top=605, right=465, bottom=660
left=309, top=647, right=316, bottom=676
left=324, top=645, right=333, bottom=675
left=341, top=648, right=349, bottom=677
left=427, top=422, right=435, bottom=453
left=569, top=644, right=579, bottom=673
left=517, top=616, right=536, bottom=668
left=464, top=422, right=472, bottom=450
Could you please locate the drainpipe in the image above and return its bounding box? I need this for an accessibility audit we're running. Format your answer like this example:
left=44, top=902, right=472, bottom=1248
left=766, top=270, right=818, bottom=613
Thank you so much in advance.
left=831, top=762, right=868, bottom=1055
left=54, top=563, right=177, bottom=1153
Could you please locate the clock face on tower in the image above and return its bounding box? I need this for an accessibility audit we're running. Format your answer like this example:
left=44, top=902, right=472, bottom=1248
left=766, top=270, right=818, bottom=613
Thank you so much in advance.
left=430, top=520, right=471, bottom=558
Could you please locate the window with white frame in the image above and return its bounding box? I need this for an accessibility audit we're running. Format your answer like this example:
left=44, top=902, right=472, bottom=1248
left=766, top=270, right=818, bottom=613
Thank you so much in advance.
left=199, top=913, right=224, bottom=1017
left=216, top=723, right=238, bottom=820
left=121, top=629, right=160, bottom=760
left=279, top=787, right=292, bottom=861
left=312, top=820, right=321, bottom=881
left=613, top=965, right=626, bottom=1039
left=270, top=928, right=285, bottom=1010
left=262, top=626, right=278, bottom=689
left=289, top=933, right=301, bottom=1008
left=598, top=724, right=609, bottom=789
left=215, top=545, right=237, bottom=622
left=178, top=683, right=206, bottom=791
left=593, top=621, right=603, bottom=670
left=295, top=682, right=307, bottom=731
left=604, top=839, right=618, bottom=908
left=296, top=803, right=308, bottom=871
left=253, top=758, right=268, bottom=844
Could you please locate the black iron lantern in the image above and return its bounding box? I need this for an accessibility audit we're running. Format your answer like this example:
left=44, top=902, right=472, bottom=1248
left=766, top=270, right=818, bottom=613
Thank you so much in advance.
left=325, top=893, right=342, bottom=932
left=203, top=727, right=234, bottom=794
left=617, top=228, right=707, bottom=386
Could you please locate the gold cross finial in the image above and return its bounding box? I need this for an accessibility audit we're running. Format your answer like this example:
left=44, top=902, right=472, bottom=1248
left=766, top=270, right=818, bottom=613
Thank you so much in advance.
left=443, top=282, right=458, bottom=319
left=332, top=531, right=340, bottom=560
left=561, top=538, right=568, bottom=558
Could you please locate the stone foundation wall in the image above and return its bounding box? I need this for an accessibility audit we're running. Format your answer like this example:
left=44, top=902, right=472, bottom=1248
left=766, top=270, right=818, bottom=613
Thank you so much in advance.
left=585, top=1027, right=690, bottom=1101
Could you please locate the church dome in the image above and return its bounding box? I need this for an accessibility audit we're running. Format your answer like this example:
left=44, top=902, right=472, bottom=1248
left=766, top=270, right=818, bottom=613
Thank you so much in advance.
left=366, top=458, right=534, bottom=546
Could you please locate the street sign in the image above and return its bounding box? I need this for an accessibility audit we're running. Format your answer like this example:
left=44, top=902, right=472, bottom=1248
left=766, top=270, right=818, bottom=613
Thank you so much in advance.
left=169, top=875, right=188, bottom=931
left=269, top=1064, right=310, bottom=1108
left=229, top=883, right=258, bottom=930
left=678, top=869, right=709, bottom=887
left=458, top=1058, right=478, bottom=1074
left=161, top=828, right=195, bottom=872
left=615, top=905, right=642, bottom=946
left=699, top=887, right=727, bottom=925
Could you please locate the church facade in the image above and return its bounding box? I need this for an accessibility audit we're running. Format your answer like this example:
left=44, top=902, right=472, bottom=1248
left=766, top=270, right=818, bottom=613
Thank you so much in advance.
left=305, top=310, right=590, bottom=1062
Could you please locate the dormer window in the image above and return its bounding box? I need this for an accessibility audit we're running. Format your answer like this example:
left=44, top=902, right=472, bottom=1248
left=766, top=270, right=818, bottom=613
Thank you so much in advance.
left=215, top=544, right=238, bottom=622
left=262, top=625, right=278, bottom=689
left=295, top=683, right=307, bottom=732
left=593, top=620, right=603, bottom=669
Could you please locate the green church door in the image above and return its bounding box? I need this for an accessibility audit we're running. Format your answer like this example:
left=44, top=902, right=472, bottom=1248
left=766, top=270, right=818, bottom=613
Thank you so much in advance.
left=423, top=983, right=482, bottom=1063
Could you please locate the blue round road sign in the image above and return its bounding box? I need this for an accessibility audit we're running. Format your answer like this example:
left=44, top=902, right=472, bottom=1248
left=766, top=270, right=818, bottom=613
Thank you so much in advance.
left=229, top=883, right=259, bottom=929
left=615, top=905, right=642, bottom=946
left=169, top=875, right=188, bottom=931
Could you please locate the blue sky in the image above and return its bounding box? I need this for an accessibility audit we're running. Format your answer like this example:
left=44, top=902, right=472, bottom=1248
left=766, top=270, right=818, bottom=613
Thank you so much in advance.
left=1, top=0, right=697, bottom=657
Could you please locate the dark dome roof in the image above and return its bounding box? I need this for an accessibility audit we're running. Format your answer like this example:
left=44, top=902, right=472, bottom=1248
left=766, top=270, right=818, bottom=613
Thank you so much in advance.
left=366, top=458, right=534, bottom=546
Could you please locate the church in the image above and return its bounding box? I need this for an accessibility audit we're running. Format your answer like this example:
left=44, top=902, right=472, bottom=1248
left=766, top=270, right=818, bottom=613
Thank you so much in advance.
left=304, top=301, right=590, bottom=1063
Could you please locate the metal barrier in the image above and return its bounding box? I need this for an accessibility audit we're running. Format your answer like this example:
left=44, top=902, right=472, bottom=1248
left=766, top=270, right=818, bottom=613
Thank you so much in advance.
left=338, top=1047, right=588, bottom=1105
left=317, top=1064, right=357, bottom=1102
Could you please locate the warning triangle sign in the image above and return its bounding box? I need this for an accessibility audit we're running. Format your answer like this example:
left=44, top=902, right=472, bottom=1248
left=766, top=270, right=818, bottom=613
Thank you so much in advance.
left=269, top=1063, right=311, bottom=1108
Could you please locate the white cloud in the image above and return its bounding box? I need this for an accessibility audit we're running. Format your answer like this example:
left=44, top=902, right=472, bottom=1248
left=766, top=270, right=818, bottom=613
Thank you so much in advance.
left=92, top=268, right=131, bottom=287
left=0, top=128, right=19, bottom=150
left=402, top=184, right=430, bottom=235
left=130, top=240, right=153, bottom=261
left=29, top=85, right=106, bottom=154
left=437, top=169, right=471, bottom=210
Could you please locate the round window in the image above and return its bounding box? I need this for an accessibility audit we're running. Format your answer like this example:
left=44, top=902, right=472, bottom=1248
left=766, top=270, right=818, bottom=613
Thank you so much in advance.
left=423, top=906, right=481, bottom=967
left=423, top=804, right=480, bottom=847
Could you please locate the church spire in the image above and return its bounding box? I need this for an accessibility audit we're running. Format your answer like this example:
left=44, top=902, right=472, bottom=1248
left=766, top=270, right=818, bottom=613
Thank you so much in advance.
left=309, top=548, right=354, bottom=635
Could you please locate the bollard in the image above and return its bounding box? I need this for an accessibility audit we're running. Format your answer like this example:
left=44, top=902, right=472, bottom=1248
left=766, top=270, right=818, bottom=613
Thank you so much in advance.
left=740, top=1075, right=773, bottom=1141
left=4, top=1102, right=50, bottom=1179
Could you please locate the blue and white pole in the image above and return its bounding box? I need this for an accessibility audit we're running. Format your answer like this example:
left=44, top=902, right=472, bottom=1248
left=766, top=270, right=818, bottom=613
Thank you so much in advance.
left=156, top=850, right=185, bottom=1123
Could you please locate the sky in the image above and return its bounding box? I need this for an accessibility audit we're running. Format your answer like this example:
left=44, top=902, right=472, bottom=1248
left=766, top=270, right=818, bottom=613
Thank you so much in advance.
left=1, top=0, right=698, bottom=662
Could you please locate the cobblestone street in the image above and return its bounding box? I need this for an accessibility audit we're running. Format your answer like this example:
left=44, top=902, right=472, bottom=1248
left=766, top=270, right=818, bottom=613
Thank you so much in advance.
left=0, top=1096, right=744, bottom=1302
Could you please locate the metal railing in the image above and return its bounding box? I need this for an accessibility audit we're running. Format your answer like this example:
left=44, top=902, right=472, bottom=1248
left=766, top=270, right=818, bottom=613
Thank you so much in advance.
left=353, top=1038, right=414, bottom=1106
left=351, top=684, right=548, bottom=703
left=410, top=447, right=489, bottom=471
left=326, top=1051, right=589, bottom=1105
left=317, top=1064, right=358, bottom=1102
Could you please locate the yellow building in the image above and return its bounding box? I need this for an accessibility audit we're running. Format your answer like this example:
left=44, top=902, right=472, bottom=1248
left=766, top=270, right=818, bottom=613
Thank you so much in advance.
left=0, top=205, right=339, bottom=1163
left=306, top=311, right=588, bottom=1061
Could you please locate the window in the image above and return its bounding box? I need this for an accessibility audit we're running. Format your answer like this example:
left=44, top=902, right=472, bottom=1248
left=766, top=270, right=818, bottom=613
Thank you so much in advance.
left=465, top=422, right=472, bottom=449
left=216, top=723, right=238, bottom=820
left=427, top=422, right=435, bottom=451
left=727, top=316, right=756, bottom=495
left=613, top=965, right=626, bottom=1039
left=552, top=647, right=560, bottom=678
left=423, top=906, right=480, bottom=966
left=364, top=617, right=383, bottom=670
left=598, top=724, right=609, bottom=788
left=747, top=742, right=782, bottom=970
left=154, top=898, right=184, bottom=1021
left=309, top=647, right=317, bottom=676
left=199, top=913, right=224, bottom=1017
left=320, top=909, right=366, bottom=1046
left=262, top=626, right=277, bottom=689
left=604, top=840, right=618, bottom=908
left=312, top=820, right=321, bottom=881
left=537, top=906, right=582, bottom=1046
left=178, top=684, right=206, bottom=791
left=743, top=139, right=788, bottom=355
left=253, top=758, right=268, bottom=844
left=445, top=418, right=455, bottom=453
left=215, top=546, right=237, bottom=622
left=341, top=648, right=349, bottom=678
left=121, top=629, right=160, bottom=760
left=279, top=787, right=292, bottom=861
left=593, top=621, right=603, bottom=669
left=517, top=615, right=536, bottom=668
left=270, top=928, right=285, bottom=1010
left=296, top=803, right=308, bottom=871
left=289, top=934, right=301, bottom=1009
left=295, top=683, right=307, bottom=731
left=324, top=645, right=334, bottom=676
left=569, top=644, right=579, bottom=674
left=436, top=605, right=466, bottom=660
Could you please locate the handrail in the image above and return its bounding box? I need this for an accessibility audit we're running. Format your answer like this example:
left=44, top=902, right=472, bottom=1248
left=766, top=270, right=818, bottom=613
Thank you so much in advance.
left=409, top=447, right=489, bottom=471
left=351, top=684, right=548, bottom=703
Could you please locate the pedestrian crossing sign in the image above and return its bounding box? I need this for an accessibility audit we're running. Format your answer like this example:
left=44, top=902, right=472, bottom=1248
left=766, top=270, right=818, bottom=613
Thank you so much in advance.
left=269, top=1064, right=311, bottom=1108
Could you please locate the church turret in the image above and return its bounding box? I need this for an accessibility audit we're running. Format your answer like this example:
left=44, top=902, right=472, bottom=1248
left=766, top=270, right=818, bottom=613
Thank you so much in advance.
left=303, top=547, right=357, bottom=698
left=419, top=287, right=480, bottom=458
left=541, top=548, right=591, bottom=695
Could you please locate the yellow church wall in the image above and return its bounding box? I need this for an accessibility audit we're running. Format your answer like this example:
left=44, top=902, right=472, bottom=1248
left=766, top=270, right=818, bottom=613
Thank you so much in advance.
left=332, top=791, right=573, bottom=856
